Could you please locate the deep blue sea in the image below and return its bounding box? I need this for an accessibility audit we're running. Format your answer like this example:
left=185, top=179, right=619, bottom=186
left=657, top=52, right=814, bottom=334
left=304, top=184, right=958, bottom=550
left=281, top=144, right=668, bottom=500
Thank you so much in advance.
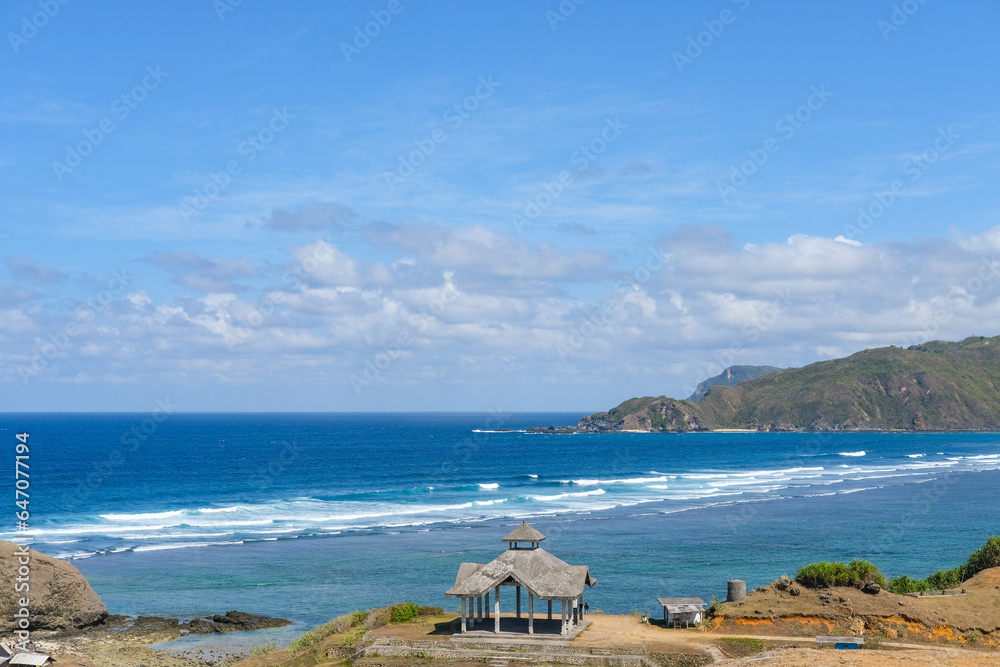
left=3, top=413, right=1000, bottom=651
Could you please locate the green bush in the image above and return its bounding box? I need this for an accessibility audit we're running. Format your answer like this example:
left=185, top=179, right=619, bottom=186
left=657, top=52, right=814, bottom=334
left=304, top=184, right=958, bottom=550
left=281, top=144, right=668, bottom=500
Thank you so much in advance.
left=249, top=641, right=277, bottom=657
left=965, top=536, right=1000, bottom=577
left=796, top=560, right=886, bottom=588
left=389, top=602, right=420, bottom=624
left=847, top=559, right=885, bottom=585
left=887, top=575, right=930, bottom=594
left=926, top=567, right=963, bottom=590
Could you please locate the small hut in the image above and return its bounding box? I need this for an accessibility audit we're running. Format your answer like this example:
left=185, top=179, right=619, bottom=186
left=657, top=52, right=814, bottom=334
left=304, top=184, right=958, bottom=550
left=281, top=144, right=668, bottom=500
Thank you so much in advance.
left=0, top=643, right=52, bottom=667
left=446, top=522, right=596, bottom=636
left=657, top=597, right=706, bottom=628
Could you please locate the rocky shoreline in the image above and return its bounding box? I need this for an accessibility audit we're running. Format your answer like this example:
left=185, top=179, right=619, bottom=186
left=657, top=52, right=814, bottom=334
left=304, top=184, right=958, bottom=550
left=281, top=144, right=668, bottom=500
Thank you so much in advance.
left=2, top=539, right=289, bottom=667
left=34, top=611, right=291, bottom=667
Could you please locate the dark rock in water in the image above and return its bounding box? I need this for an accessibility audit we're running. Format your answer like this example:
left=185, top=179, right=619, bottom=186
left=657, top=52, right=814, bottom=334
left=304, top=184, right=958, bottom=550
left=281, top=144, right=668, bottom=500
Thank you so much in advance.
left=183, top=611, right=291, bottom=634
left=862, top=581, right=881, bottom=595
left=789, top=587, right=801, bottom=597
left=0, top=540, right=108, bottom=632
left=184, top=618, right=219, bottom=634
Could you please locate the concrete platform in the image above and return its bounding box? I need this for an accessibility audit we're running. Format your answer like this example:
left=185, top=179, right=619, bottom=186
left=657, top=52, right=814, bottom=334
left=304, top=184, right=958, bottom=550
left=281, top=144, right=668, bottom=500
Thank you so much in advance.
left=452, top=618, right=590, bottom=640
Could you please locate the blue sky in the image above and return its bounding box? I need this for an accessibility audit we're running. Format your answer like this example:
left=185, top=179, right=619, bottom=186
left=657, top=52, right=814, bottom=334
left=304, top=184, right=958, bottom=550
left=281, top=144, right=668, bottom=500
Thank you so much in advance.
left=2, top=0, right=999, bottom=412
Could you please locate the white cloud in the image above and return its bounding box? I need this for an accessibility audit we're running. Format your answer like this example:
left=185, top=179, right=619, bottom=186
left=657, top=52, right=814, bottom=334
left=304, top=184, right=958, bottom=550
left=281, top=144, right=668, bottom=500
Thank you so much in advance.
left=8, top=223, right=1000, bottom=408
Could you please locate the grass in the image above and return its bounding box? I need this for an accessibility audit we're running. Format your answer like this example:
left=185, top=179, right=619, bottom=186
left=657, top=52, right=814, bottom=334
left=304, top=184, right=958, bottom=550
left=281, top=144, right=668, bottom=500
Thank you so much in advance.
left=249, top=641, right=277, bottom=657
left=717, top=637, right=766, bottom=658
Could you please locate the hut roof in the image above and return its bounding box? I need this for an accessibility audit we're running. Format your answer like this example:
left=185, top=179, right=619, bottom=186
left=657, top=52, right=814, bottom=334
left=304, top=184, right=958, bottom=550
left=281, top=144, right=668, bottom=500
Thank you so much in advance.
left=502, top=521, right=545, bottom=543
left=9, top=654, right=53, bottom=666
left=657, top=597, right=706, bottom=613
left=446, top=547, right=595, bottom=600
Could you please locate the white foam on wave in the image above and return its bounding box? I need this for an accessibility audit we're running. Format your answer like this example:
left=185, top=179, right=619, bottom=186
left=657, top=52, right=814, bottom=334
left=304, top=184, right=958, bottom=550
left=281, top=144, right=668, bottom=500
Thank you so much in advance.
left=100, top=509, right=186, bottom=521
left=529, top=489, right=606, bottom=502
left=838, top=487, right=880, bottom=495
left=566, top=476, right=668, bottom=486
left=475, top=498, right=508, bottom=506
left=906, top=454, right=926, bottom=458
left=478, top=483, right=500, bottom=490
left=133, top=541, right=243, bottom=552
left=839, top=451, right=867, bottom=457
left=200, top=506, right=249, bottom=513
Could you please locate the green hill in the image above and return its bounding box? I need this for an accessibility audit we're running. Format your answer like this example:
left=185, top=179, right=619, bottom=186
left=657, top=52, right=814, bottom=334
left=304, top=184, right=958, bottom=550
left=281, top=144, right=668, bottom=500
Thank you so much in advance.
left=573, top=335, right=1000, bottom=432
left=686, top=365, right=784, bottom=402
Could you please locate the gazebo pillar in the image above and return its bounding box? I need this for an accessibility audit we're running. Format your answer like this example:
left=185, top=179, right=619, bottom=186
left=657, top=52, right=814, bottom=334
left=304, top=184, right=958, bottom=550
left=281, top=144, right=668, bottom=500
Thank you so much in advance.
left=461, top=597, right=467, bottom=633
left=485, top=591, right=490, bottom=619
left=528, top=592, right=534, bottom=635
left=580, top=594, right=584, bottom=621
left=547, top=600, right=552, bottom=620
left=494, top=585, right=500, bottom=634
left=477, top=595, right=482, bottom=623
left=516, top=586, right=521, bottom=619
left=560, top=600, right=567, bottom=636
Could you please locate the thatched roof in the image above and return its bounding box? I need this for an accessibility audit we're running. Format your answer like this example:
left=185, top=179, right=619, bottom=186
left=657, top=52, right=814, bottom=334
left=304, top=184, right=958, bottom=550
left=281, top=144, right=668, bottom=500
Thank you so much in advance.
left=502, top=521, right=545, bottom=543
left=446, top=547, right=596, bottom=600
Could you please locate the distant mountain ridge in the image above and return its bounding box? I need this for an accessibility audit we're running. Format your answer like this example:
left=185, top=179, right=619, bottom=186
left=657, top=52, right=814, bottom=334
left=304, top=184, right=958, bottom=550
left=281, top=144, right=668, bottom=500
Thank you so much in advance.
left=551, top=335, right=1000, bottom=433
left=686, top=365, right=784, bottom=402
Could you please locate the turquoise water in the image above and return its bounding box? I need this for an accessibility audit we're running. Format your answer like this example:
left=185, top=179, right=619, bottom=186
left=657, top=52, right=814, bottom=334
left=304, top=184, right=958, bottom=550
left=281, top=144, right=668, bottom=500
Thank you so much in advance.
left=2, top=413, right=999, bottom=648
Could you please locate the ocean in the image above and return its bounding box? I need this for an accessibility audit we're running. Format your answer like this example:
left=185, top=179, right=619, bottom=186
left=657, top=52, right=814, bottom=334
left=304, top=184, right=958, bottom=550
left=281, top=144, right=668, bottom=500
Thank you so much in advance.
left=3, top=412, right=1000, bottom=651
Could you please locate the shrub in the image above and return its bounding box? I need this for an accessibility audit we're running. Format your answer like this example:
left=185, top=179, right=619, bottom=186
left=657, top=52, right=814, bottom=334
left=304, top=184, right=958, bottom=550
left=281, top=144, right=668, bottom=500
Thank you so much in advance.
left=364, top=607, right=391, bottom=630
left=339, top=628, right=366, bottom=647
left=847, top=560, right=886, bottom=586
left=289, top=631, right=320, bottom=652
left=887, top=575, right=929, bottom=594
left=796, top=560, right=886, bottom=588
left=389, top=602, right=421, bottom=624
left=965, top=536, right=1000, bottom=577
left=418, top=605, right=444, bottom=616
left=318, top=610, right=365, bottom=637
left=926, top=567, right=963, bottom=590
left=250, top=641, right=277, bottom=657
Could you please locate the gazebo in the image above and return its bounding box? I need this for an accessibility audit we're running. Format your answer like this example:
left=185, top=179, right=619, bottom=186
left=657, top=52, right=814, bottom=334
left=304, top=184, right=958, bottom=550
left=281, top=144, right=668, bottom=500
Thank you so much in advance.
left=445, top=522, right=596, bottom=636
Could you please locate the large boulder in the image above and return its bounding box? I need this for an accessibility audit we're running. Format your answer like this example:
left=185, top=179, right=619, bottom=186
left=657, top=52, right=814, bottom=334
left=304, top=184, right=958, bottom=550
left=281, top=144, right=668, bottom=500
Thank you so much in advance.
left=0, top=540, right=108, bottom=632
left=862, top=581, right=882, bottom=595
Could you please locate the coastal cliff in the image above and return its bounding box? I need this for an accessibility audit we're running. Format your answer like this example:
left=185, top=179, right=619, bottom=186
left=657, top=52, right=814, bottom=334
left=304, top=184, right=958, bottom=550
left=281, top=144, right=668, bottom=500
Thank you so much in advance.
left=686, top=364, right=783, bottom=402
left=544, top=335, right=1000, bottom=432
